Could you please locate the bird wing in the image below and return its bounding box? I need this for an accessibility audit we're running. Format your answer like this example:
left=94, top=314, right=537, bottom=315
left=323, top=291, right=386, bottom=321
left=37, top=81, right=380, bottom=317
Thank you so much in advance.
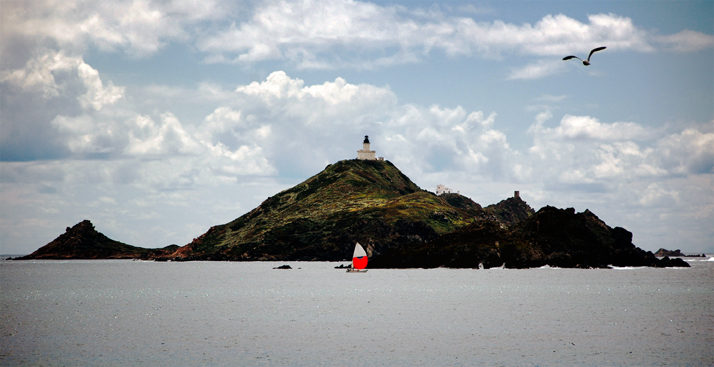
left=587, top=46, right=607, bottom=61
left=563, top=56, right=580, bottom=61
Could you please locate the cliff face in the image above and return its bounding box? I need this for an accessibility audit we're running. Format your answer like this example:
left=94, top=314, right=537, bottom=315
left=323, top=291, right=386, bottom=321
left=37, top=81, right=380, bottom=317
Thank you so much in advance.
left=163, top=159, right=491, bottom=261
left=18, top=220, right=176, bottom=259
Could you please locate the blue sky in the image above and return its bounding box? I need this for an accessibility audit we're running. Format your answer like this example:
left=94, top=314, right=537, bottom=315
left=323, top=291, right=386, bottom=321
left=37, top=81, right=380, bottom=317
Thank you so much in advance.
left=1, top=0, right=712, bottom=255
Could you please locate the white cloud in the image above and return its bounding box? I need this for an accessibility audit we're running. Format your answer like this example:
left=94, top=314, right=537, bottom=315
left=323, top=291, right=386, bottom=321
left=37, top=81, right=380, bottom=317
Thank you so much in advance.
left=652, top=122, right=714, bottom=174
left=654, top=30, right=714, bottom=53
left=0, top=0, right=228, bottom=58
left=0, top=50, right=124, bottom=110
left=235, top=70, right=393, bottom=107
left=199, top=3, right=654, bottom=67
left=638, top=183, right=680, bottom=207
left=76, top=62, right=124, bottom=110
left=536, top=115, right=648, bottom=141
left=125, top=113, right=202, bottom=156
left=52, top=114, right=124, bottom=154
left=525, top=115, right=713, bottom=192
left=536, top=94, right=567, bottom=103
left=6, top=0, right=703, bottom=67
left=508, top=59, right=565, bottom=80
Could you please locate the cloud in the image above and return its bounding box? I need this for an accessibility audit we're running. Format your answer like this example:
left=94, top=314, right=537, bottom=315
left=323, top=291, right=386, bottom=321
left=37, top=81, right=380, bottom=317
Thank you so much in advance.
left=76, top=62, right=124, bottom=110
left=525, top=114, right=713, bottom=189
left=1, top=50, right=124, bottom=110
left=535, top=94, right=567, bottom=103
left=124, top=113, right=202, bottom=156
left=0, top=50, right=126, bottom=161
left=197, top=2, right=688, bottom=69
left=507, top=59, right=565, bottom=80
left=4, top=0, right=711, bottom=75
left=638, top=183, right=680, bottom=207
left=550, top=115, right=648, bottom=141
left=652, top=122, right=714, bottom=174
left=654, top=30, right=714, bottom=53
left=0, top=0, right=228, bottom=59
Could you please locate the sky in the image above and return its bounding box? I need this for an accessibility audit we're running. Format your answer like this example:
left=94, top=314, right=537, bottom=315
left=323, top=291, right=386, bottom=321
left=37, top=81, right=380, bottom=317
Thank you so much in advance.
left=1, top=0, right=712, bottom=255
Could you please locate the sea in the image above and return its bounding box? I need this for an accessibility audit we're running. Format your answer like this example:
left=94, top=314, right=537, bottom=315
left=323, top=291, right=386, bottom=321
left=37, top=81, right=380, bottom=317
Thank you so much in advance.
left=1, top=257, right=712, bottom=366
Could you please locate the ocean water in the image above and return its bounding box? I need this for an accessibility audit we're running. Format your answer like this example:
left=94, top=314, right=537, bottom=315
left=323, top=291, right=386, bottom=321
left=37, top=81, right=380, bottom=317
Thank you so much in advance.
left=1, top=259, right=712, bottom=366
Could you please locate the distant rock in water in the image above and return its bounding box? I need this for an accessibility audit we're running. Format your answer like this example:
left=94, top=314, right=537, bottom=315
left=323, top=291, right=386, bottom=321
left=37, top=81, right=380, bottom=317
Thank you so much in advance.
left=654, top=248, right=685, bottom=257
left=17, top=220, right=176, bottom=260
left=653, top=248, right=704, bottom=257
left=273, top=264, right=292, bottom=269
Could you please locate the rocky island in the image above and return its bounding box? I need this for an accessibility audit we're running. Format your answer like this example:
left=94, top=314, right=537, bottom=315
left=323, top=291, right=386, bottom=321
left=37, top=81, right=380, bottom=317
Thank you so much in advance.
left=654, top=248, right=706, bottom=258
left=18, top=159, right=688, bottom=268
left=14, top=220, right=177, bottom=260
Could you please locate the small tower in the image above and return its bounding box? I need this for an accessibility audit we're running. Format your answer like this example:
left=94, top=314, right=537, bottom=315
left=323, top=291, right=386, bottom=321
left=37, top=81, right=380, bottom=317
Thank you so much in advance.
left=514, top=191, right=520, bottom=198
left=357, top=135, right=377, bottom=160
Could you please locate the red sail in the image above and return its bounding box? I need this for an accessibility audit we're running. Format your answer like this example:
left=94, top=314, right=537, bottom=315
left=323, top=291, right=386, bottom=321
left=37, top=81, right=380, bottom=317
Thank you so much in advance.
left=352, top=256, right=368, bottom=270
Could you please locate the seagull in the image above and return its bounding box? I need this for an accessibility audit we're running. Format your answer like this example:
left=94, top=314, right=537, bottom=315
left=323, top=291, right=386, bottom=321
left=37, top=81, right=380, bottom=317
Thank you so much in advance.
left=563, top=46, right=606, bottom=66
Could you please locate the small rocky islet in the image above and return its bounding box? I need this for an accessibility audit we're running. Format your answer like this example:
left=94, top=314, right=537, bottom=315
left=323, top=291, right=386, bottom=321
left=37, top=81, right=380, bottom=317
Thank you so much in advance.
left=17, top=159, right=688, bottom=268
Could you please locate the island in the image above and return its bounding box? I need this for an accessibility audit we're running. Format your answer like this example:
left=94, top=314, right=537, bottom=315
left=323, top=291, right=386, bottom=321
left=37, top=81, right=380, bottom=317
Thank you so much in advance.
left=17, top=158, right=689, bottom=268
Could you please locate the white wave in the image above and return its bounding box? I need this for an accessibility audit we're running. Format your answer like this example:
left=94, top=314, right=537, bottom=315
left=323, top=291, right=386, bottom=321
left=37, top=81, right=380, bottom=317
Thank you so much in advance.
left=538, top=265, right=561, bottom=269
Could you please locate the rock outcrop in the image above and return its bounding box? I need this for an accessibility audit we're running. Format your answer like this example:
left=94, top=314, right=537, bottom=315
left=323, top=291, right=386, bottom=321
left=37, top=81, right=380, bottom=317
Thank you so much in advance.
left=370, top=206, right=689, bottom=268
left=654, top=248, right=685, bottom=257
left=18, top=220, right=175, bottom=260
left=653, top=248, right=705, bottom=257
left=484, top=195, right=536, bottom=226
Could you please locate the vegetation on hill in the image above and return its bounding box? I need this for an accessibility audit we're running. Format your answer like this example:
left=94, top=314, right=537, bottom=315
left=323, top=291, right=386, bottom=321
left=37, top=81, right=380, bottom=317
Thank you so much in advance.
left=165, top=159, right=493, bottom=261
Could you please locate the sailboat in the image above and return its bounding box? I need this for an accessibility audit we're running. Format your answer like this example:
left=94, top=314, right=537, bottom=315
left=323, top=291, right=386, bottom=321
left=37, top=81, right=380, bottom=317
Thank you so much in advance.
left=347, top=243, right=368, bottom=273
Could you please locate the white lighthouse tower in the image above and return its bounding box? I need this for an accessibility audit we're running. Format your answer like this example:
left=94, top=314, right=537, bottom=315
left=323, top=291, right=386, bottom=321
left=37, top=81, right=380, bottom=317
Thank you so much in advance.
left=357, top=135, right=378, bottom=160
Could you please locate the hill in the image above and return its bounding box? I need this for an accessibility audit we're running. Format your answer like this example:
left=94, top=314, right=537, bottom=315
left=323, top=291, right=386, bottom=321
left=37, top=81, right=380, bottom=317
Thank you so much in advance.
left=17, top=220, right=177, bottom=260
left=163, top=159, right=494, bottom=261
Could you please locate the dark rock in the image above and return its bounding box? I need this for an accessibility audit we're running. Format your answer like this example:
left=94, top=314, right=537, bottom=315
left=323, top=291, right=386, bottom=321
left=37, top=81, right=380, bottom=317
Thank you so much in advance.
left=370, top=206, right=690, bottom=269
left=18, top=220, right=179, bottom=260
left=484, top=195, right=536, bottom=226
left=654, top=248, right=685, bottom=257
left=273, top=265, right=292, bottom=269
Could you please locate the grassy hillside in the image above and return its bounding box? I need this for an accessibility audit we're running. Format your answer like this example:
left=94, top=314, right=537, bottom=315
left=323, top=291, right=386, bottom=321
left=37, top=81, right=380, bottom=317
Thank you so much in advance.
left=169, top=159, right=488, bottom=261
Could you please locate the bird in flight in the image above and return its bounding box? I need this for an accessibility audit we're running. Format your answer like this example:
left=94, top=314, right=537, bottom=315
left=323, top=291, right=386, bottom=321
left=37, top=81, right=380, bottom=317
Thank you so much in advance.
left=563, top=46, right=607, bottom=66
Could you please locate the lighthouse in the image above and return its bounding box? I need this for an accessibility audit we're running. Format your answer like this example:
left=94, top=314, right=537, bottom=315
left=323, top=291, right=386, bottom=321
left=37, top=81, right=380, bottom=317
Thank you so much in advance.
left=357, top=135, right=379, bottom=160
